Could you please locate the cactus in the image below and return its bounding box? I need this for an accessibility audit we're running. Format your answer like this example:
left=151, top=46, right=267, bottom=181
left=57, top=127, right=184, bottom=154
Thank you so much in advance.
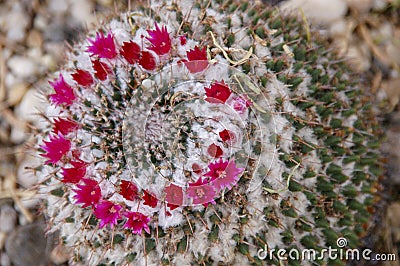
left=35, top=0, right=382, bottom=265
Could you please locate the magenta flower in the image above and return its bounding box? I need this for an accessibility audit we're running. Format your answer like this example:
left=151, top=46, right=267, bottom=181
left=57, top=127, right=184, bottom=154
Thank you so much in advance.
left=49, top=74, right=76, bottom=106
left=184, top=46, right=208, bottom=73
left=73, top=178, right=101, bottom=208
left=53, top=117, right=79, bottom=135
left=232, top=94, right=252, bottom=113
left=164, top=184, right=183, bottom=210
left=87, top=31, right=117, bottom=59
left=187, top=177, right=216, bottom=206
left=204, top=80, right=232, bottom=104
left=71, top=69, right=94, bottom=87
left=205, top=158, right=244, bottom=191
left=120, top=41, right=141, bottom=64
left=61, top=161, right=86, bottom=184
left=40, top=133, right=71, bottom=164
left=123, top=211, right=151, bottom=235
left=93, top=200, right=122, bottom=228
left=120, top=180, right=139, bottom=201
left=146, top=23, right=171, bottom=56
left=138, top=51, right=156, bottom=71
left=92, top=59, right=112, bottom=80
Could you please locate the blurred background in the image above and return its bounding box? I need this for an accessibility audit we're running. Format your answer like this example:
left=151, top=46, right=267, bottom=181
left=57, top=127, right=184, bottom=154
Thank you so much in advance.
left=0, top=0, right=399, bottom=265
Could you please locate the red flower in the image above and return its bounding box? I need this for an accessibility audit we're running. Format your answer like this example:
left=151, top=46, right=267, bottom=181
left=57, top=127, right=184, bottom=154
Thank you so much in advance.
left=205, top=158, right=244, bottom=191
left=164, top=184, right=183, bottom=210
left=92, top=60, right=112, bottom=80
left=192, top=163, right=203, bottom=175
left=53, top=117, right=79, bottom=135
left=138, top=51, right=156, bottom=71
left=40, top=133, right=71, bottom=164
left=179, top=35, right=187, bottom=46
left=73, top=178, right=101, bottom=208
left=87, top=32, right=117, bottom=59
left=146, top=23, right=171, bottom=56
left=120, top=180, right=139, bottom=201
left=61, top=161, right=86, bottom=183
left=143, top=190, right=158, bottom=208
left=207, top=143, right=223, bottom=158
left=219, top=129, right=235, bottom=143
left=187, top=177, right=216, bottom=206
left=71, top=69, right=94, bottom=87
left=49, top=74, right=76, bottom=106
left=232, top=94, right=252, bottom=113
left=93, top=200, right=122, bottom=228
left=204, top=80, right=232, bottom=104
left=120, top=41, right=141, bottom=64
left=123, top=211, right=150, bottom=235
left=184, top=46, right=208, bottom=73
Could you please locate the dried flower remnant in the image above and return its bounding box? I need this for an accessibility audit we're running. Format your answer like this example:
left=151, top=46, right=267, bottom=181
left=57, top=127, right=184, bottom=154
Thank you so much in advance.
left=120, top=41, right=141, bottom=64
left=71, top=69, right=94, bottom=87
left=204, top=80, right=232, bottom=103
left=53, top=118, right=79, bottom=135
left=184, top=46, right=208, bottom=73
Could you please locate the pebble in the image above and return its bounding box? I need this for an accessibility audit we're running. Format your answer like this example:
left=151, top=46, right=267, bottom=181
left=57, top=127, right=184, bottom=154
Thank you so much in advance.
left=7, top=82, right=29, bottom=107
left=0, top=205, right=17, bottom=233
left=17, top=156, right=39, bottom=189
left=0, top=252, right=11, bottom=266
left=7, top=56, right=37, bottom=79
left=5, top=222, right=51, bottom=266
left=14, top=88, right=43, bottom=124
left=6, top=3, right=29, bottom=42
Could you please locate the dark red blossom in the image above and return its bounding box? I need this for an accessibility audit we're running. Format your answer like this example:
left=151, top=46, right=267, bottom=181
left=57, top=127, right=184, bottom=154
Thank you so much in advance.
left=87, top=32, right=117, bottom=59
left=49, top=74, right=76, bottom=106
left=184, top=46, right=208, bottom=73
left=143, top=190, right=158, bottom=208
left=40, top=133, right=71, bottom=165
left=53, top=117, right=79, bottom=135
left=71, top=69, right=94, bottom=87
left=146, top=23, right=171, bottom=56
left=179, top=35, right=187, bottom=46
left=92, top=60, right=112, bottom=80
left=123, top=211, right=150, bottom=235
left=120, top=41, right=141, bottom=64
left=93, top=200, right=122, bottom=228
left=192, top=163, right=203, bottom=175
left=61, top=161, right=86, bottom=184
left=207, top=143, right=223, bottom=158
left=204, top=80, right=232, bottom=104
left=164, top=184, right=183, bottom=210
left=138, top=51, right=156, bottom=71
left=120, top=180, right=139, bottom=201
left=219, top=129, right=235, bottom=142
left=73, top=178, right=101, bottom=208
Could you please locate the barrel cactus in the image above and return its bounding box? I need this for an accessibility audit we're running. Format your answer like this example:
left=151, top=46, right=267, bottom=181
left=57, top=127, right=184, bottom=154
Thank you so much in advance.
left=35, top=0, right=382, bottom=265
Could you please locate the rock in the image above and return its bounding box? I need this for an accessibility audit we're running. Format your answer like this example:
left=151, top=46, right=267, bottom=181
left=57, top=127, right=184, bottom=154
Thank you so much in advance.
left=27, top=29, right=43, bottom=48
left=14, top=88, right=43, bottom=125
left=280, top=0, right=348, bottom=23
left=0, top=205, right=17, bottom=233
left=7, top=82, right=29, bottom=107
left=7, top=56, right=37, bottom=79
left=0, top=252, right=11, bottom=266
left=347, top=0, right=373, bottom=12
left=6, top=3, right=29, bottom=42
left=5, top=222, right=52, bottom=266
left=17, top=156, right=39, bottom=188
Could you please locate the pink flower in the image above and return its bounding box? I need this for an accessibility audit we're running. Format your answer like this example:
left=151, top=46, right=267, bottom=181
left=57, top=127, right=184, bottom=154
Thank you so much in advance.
left=204, top=80, right=232, bottom=104
left=120, top=180, right=139, bottom=201
left=184, top=46, right=208, bottom=73
left=146, top=23, right=171, bottom=56
left=93, top=200, right=122, bottom=228
left=87, top=32, right=117, bottom=59
left=49, top=74, right=76, bottom=106
left=61, top=161, right=86, bottom=184
left=187, top=177, right=216, bottom=206
left=138, top=51, right=156, bottom=71
left=219, top=129, right=235, bottom=143
left=207, top=143, right=223, bottom=158
left=123, top=211, right=150, bottom=235
left=40, top=133, right=71, bottom=164
left=232, top=94, right=252, bottom=114
left=205, top=158, right=244, bottom=191
left=92, top=59, right=112, bottom=80
left=164, top=184, right=183, bottom=210
left=143, top=190, right=158, bottom=208
left=71, top=69, right=94, bottom=87
left=120, top=41, right=141, bottom=64
left=53, top=117, right=79, bottom=135
left=73, top=178, right=101, bottom=208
